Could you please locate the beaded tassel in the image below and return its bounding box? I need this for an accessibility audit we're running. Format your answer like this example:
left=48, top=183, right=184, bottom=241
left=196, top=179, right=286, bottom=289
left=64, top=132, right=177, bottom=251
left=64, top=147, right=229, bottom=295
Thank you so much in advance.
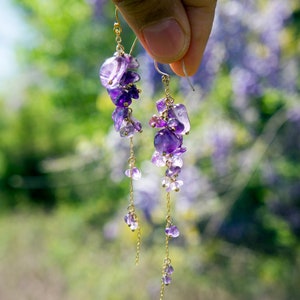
left=149, top=63, right=190, bottom=299
left=99, top=8, right=142, bottom=264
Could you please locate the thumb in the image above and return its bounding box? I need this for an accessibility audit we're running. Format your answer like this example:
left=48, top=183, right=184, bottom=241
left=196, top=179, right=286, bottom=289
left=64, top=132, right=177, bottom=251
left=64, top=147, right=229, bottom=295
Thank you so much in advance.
left=112, top=0, right=191, bottom=64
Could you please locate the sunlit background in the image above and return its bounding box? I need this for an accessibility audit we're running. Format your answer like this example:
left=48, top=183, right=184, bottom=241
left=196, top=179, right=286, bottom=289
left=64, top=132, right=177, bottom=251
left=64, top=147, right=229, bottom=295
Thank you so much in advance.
left=0, top=0, right=300, bottom=299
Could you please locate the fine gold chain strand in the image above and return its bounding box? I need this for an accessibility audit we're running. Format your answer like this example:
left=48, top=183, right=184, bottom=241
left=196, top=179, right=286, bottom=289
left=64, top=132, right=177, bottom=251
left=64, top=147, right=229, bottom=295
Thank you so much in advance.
left=160, top=191, right=171, bottom=300
left=128, top=137, right=141, bottom=265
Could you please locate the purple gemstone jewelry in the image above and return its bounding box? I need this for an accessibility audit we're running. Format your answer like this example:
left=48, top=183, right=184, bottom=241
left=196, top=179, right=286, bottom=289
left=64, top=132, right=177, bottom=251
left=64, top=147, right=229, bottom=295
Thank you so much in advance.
left=99, top=7, right=142, bottom=264
left=150, top=62, right=191, bottom=299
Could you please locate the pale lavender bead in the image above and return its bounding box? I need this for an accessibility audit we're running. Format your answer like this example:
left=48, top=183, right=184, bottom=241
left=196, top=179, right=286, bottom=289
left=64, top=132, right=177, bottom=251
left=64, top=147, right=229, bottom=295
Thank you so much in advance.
left=166, top=166, right=181, bottom=178
left=168, top=104, right=190, bottom=134
left=151, top=151, right=167, bottom=167
left=165, top=225, right=180, bottom=238
left=99, top=55, right=128, bottom=88
left=163, top=275, right=172, bottom=285
left=156, top=98, right=167, bottom=114
left=168, top=180, right=183, bottom=192
left=162, top=177, right=171, bottom=189
left=170, top=155, right=183, bottom=168
left=125, top=167, right=141, bottom=180
left=165, top=265, right=174, bottom=275
left=124, top=212, right=138, bottom=231
left=120, top=124, right=135, bottom=138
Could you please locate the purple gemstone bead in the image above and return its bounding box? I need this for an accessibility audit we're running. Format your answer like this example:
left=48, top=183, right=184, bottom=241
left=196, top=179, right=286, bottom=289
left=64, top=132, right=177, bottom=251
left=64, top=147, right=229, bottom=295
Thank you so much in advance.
left=168, top=104, right=190, bottom=134
left=165, top=166, right=181, bottom=178
left=162, top=177, right=171, bottom=188
left=125, top=167, right=141, bottom=180
left=131, top=117, right=142, bottom=132
left=120, top=124, right=135, bottom=138
left=99, top=55, right=128, bottom=88
left=151, top=151, right=167, bottom=167
left=165, top=265, right=174, bottom=275
left=163, top=275, right=172, bottom=285
left=108, top=88, right=132, bottom=107
left=169, top=180, right=183, bottom=192
left=172, top=147, right=187, bottom=155
left=124, top=53, right=139, bottom=69
left=124, top=212, right=138, bottom=231
left=165, top=225, right=180, bottom=238
left=154, top=129, right=182, bottom=154
left=170, top=155, right=183, bottom=168
left=167, top=118, right=185, bottom=134
left=127, top=85, right=140, bottom=99
left=120, top=71, right=140, bottom=85
left=149, top=115, right=167, bottom=128
left=112, top=107, right=129, bottom=131
left=156, top=98, right=167, bottom=114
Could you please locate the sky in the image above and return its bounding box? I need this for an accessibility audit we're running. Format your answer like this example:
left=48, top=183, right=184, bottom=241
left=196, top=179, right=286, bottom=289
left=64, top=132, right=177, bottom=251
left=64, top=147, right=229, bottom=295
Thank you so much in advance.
left=0, top=0, right=27, bottom=86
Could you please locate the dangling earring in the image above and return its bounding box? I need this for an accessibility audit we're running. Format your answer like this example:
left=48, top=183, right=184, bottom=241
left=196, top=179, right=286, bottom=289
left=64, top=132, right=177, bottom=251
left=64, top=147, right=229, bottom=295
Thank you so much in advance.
left=99, top=7, right=142, bottom=265
left=149, top=61, right=191, bottom=299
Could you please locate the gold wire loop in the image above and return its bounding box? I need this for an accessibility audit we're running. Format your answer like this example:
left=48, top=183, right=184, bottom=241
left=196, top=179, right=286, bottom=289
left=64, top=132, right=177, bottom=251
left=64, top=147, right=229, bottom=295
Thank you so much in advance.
left=154, top=61, right=172, bottom=100
left=114, top=7, right=124, bottom=55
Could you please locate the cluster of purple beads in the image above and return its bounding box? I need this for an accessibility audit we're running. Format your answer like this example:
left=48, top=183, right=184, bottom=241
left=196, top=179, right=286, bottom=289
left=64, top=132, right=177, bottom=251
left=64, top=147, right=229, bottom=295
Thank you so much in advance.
left=149, top=97, right=190, bottom=192
left=150, top=97, right=190, bottom=286
left=99, top=53, right=142, bottom=232
left=99, top=53, right=142, bottom=138
left=162, top=261, right=175, bottom=285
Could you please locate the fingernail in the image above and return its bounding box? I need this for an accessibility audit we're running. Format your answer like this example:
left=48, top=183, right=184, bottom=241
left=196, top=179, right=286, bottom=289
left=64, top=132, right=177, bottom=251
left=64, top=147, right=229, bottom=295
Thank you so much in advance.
left=142, top=19, right=187, bottom=61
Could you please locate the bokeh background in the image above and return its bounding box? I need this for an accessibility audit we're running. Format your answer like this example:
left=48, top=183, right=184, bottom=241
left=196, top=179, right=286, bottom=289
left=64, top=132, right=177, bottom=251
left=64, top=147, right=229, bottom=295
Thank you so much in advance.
left=0, top=0, right=300, bottom=299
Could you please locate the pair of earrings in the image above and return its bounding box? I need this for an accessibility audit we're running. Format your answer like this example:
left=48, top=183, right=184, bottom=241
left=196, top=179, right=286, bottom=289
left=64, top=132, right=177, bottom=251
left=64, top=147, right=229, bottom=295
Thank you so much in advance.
left=99, top=8, right=191, bottom=300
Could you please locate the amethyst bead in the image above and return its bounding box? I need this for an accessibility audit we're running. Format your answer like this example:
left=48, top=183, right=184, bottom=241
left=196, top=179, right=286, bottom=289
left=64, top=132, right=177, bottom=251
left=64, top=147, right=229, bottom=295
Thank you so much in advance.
left=151, top=151, right=167, bottom=167
left=124, top=53, right=139, bottom=69
left=124, top=212, right=138, bottom=231
left=99, top=55, right=128, bottom=88
left=167, top=118, right=185, bottom=134
left=165, top=264, right=174, bottom=275
left=156, top=98, right=167, bottom=114
left=120, top=71, right=140, bottom=85
left=154, top=129, right=183, bottom=154
left=149, top=115, right=167, bottom=128
left=166, top=166, right=181, bottom=178
left=108, top=88, right=132, bottom=107
left=125, top=167, right=141, bottom=180
left=165, top=225, right=180, bottom=238
left=120, top=124, right=135, bottom=138
left=162, top=275, right=172, bottom=285
left=168, top=104, right=190, bottom=134
left=112, top=107, right=129, bottom=131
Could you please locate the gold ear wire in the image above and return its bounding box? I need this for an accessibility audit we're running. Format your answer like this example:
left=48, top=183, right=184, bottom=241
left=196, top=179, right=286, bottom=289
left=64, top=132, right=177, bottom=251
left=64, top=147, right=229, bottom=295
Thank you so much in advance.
left=182, top=60, right=195, bottom=91
left=129, top=36, right=138, bottom=56
left=114, top=6, right=120, bottom=25
left=154, top=61, right=171, bottom=78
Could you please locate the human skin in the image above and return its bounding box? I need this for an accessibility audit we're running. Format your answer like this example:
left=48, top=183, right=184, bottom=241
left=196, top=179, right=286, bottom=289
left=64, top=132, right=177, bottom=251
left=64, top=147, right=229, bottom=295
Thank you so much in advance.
left=112, top=0, right=217, bottom=76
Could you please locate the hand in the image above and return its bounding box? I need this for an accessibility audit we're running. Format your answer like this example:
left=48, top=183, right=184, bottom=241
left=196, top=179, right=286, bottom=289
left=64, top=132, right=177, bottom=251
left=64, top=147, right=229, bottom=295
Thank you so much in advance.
left=112, top=0, right=217, bottom=76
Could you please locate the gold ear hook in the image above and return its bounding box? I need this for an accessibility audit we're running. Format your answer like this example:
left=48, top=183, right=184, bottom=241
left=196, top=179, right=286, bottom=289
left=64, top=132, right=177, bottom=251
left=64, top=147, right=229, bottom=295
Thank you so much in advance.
left=182, top=60, right=195, bottom=92
left=154, top=61, right=170, bottom=79
left=115, top=6, right=120, bottom=25
left=129, top=36, right=138, bottom=56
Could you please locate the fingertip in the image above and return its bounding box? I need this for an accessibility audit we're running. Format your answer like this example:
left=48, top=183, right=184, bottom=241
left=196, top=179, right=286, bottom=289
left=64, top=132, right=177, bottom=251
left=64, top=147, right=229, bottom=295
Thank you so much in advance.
left=170, top=58, right=200, bottom=77
left=141, top=18, right=190, bottom=64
